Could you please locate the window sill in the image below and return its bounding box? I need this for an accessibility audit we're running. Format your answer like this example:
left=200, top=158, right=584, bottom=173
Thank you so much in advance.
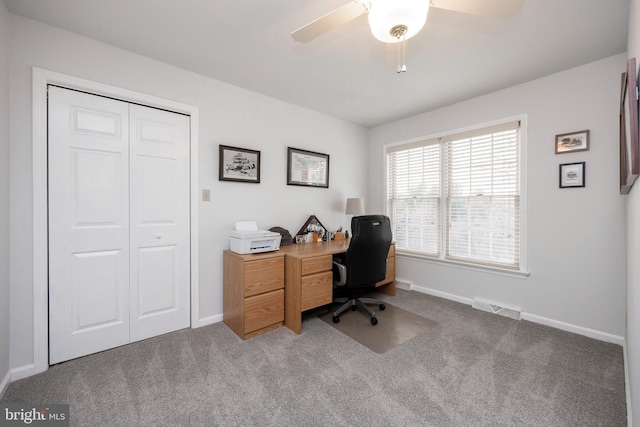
left=396, top=251, right=530, bottom=279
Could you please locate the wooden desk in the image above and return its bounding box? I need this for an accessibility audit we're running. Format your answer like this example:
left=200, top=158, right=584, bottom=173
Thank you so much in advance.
left=278, top=240, right=396, bottom=334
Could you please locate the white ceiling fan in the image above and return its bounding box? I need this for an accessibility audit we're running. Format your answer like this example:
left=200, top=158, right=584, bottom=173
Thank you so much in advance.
left=291, top=0, right=523, bottom=72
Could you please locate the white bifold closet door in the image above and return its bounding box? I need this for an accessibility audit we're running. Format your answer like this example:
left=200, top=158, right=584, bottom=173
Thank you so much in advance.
left=48, top=86, right=190, bottom=364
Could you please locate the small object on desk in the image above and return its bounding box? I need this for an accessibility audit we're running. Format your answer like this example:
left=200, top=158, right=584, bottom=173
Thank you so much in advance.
left=333, top=231, right=345, bottom=241
left=269, top=226, right=293, bottom=246
left=229, top=221, right=281, bottom=254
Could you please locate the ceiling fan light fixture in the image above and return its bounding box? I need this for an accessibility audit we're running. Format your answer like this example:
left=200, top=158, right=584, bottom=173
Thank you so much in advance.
left=367, top=0, right=430, bottom=43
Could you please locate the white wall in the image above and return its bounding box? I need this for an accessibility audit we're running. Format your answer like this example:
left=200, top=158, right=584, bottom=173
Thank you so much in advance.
left=626, top=0, right=640, bottom=422
left=0, top=0, right=12, bottom=396
left=8, top=15, right=368, bottom=371
left=369, top=54, right=627, bottom=340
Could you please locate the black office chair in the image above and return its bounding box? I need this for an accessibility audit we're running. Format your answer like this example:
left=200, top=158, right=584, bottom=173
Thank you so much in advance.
left=332, top=215, right=392, bottom=325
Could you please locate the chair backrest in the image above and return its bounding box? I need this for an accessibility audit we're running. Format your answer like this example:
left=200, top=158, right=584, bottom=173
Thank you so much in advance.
left=343, top=215, right=392, bottom=288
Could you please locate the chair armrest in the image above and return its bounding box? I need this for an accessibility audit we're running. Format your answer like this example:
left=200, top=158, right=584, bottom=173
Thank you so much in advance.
left=332, top=260, right=347, bottom=286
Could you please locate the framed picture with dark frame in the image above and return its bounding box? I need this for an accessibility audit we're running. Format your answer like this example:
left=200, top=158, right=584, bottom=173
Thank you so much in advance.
left=555, top=130, right=590, bottom=154
left=287, top=147, right=329, bottom=188
left=219, top=145, right=260, bottom=183
left=619, top=57, right=639, bottom=195
left=559, top=162, right=585, bottom=188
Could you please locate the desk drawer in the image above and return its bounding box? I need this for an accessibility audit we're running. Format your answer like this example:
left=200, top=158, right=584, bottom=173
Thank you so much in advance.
left=245, top=257, right=284, bottom=297
left=244, top=289, right=284, bottom=333
left=301, top=271, right=333, bottom=311
left=301, top=255, right=332, bottom=276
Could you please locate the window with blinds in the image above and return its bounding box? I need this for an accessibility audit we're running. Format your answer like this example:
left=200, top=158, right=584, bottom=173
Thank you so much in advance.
left=386, top=121, right=521, bottom=270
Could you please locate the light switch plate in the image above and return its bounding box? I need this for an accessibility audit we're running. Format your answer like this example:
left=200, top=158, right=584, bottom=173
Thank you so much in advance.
left=202, top=189, right=211, bottom=202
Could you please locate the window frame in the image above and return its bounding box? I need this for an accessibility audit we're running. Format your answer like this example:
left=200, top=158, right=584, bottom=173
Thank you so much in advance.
left=384, top=116, right=528, bottom=278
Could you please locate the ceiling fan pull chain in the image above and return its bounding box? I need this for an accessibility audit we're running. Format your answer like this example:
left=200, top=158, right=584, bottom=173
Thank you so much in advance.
left=402, top=36, right=407, bottom=72
left=392, top=25, right=408, bottom=73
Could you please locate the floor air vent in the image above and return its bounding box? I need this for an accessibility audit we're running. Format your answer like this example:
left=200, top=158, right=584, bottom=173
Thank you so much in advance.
left=472, top=298, right=521, bottom=320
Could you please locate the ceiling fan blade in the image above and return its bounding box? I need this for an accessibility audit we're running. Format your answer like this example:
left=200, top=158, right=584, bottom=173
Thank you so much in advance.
left=430, top=0, right=523, bottom=19
left=291, top=1, right=368, bottom=43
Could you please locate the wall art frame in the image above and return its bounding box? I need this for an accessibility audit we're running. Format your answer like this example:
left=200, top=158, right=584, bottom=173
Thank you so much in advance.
left=287, top=147, right=329, bottom=188
left=619, top=57, right=639, bottom=195
left=219, top=144, right=260, bottom=183
left=559, top=162, right=585, bottom=188
left=555, top=130, right=590, bottom=154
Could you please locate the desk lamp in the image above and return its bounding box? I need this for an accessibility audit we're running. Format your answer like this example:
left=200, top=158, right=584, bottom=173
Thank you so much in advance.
left=345, top=198, right=365, bottom=236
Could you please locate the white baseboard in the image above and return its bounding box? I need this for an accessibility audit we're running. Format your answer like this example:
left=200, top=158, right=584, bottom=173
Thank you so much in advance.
left=411, top=283, right=474, bottom=306
left=0, top=369, right=11, bottom=400
left=194, top=314, right=223, bottom=328
left=10, top=364, right=37, bottom=382
left=521, top=313, right=624, bottom=345
left=409, top=285, right=625, bottom=345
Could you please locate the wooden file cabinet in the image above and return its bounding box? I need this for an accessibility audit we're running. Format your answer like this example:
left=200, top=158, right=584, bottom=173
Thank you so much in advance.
left=223, top=250, right=285, bottom=340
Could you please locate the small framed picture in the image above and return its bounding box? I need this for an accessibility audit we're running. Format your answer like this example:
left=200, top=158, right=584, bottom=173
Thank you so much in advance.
left=559, top=162, right=585, bottom=188
left=219, top=145, right=260, bottom=183
left=555, top=130, right=590, bottom=154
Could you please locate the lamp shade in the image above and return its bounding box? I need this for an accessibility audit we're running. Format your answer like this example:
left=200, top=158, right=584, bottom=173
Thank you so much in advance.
left=367, top=0, right=430, bottom=43
left=345, top=198, right=365, bottom=215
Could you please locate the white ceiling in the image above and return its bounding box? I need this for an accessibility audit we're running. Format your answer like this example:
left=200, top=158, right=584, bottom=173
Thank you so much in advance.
left=3, top=0, right=630, bottom=128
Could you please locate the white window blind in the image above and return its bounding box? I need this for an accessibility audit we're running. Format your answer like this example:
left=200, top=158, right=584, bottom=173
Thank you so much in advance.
left=386, top=121, right=521, bottom=270
left=387, top=140, right=440, bottom=256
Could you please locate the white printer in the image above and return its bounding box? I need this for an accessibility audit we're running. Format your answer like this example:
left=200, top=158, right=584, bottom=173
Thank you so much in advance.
left=229, top=221, right=282, bottom=254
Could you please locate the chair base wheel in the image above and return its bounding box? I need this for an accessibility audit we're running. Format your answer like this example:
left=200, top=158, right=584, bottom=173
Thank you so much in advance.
left=379, top=304, right=386, bottom=310
left=332, top=316, right=340, bottom=324
left=371, top=317, right=378, bottom=325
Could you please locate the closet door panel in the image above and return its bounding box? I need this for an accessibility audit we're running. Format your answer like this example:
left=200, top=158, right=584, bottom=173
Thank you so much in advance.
left=48, top=86, right=130, bottom=364
left=129, top=105, right=191, bottom=342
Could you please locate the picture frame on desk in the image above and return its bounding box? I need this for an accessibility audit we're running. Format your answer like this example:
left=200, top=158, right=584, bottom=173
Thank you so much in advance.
left=219, top=145, right=260, bottom=183
left=295, top=215, right=327, bottom=243
left=287, top=147, right=329, bottom=188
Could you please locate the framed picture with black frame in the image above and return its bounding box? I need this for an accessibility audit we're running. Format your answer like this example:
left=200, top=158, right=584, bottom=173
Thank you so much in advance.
left=287, top=147, right=329, bottom=188
left=559, top=162, right=585, bottom=188
left=219, top=145, right=260, bottom=183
